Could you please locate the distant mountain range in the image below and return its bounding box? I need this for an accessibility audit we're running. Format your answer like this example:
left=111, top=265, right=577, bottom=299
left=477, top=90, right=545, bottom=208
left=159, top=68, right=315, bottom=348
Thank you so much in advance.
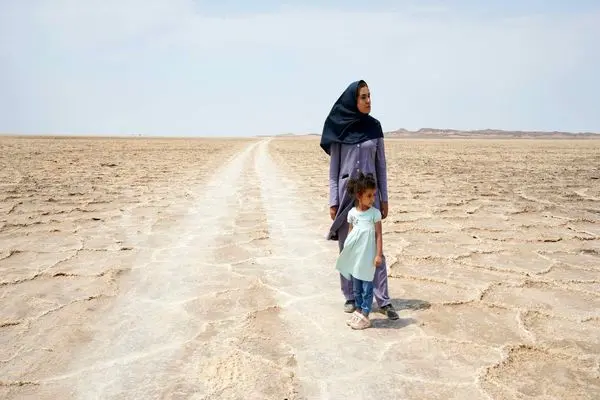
left=290, top=128, right=599, bottom=139
left=384, top=128, right=599, bottom=138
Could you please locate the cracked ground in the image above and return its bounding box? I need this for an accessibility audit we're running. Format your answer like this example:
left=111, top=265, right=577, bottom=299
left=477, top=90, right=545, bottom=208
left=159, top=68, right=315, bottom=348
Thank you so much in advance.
left=1, top=136, right=600, bottom=399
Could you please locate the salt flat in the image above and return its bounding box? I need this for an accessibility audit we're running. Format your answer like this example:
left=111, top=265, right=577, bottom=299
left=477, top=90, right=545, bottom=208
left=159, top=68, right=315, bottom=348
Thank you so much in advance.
left=1, top=136, right=599, bottom=399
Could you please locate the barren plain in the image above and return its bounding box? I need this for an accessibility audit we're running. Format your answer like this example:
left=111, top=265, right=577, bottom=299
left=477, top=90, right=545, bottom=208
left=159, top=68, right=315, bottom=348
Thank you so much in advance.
left=1, top=136, right=599, bottom=399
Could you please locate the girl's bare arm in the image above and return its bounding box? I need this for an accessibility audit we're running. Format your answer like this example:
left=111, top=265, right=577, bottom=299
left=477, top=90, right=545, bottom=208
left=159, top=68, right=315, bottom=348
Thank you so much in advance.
left=375, top=221, right=383, bottom=258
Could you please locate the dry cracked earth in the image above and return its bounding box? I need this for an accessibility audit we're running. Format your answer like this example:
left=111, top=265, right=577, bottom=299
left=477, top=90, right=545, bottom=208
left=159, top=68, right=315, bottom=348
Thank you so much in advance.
left=1, top=136, right=599, bottom=399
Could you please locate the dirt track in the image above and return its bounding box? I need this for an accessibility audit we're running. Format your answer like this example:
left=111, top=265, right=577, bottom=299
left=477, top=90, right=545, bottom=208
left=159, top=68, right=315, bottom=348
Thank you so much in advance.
left=1, top=136, right=599, bottom=399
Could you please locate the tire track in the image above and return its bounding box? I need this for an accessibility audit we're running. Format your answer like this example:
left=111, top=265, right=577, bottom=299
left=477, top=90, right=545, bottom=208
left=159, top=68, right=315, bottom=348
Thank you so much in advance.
left=182, top=141, right=299, bottom=400
left=5, top=140, right=299, bottom=400
left=254, top=139, right=395, bottom=398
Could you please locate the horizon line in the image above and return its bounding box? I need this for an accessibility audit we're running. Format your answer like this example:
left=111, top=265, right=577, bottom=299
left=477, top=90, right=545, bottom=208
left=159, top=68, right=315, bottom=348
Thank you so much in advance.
left=1, top=126, right=600, bottom=138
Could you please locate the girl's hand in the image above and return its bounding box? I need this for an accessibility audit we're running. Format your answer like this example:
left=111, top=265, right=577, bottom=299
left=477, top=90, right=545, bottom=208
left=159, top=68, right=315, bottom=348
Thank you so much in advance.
left=330, top=206, right=338, bottom=220
left=374, top=255, right=383, bottom=267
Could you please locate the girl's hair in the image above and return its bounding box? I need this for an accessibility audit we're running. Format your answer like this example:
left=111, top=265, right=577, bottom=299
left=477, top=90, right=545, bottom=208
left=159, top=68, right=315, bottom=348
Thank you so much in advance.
left=347, top=171, right=377, bottom=199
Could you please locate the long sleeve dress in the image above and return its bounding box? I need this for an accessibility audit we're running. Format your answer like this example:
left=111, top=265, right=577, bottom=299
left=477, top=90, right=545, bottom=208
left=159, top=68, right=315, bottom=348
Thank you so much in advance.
left=327, top=137, right=388, bottom=242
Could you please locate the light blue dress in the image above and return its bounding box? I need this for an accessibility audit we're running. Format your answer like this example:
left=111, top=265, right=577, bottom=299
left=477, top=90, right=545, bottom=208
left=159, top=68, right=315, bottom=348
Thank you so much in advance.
left=335, top=206, right=381, bottom=282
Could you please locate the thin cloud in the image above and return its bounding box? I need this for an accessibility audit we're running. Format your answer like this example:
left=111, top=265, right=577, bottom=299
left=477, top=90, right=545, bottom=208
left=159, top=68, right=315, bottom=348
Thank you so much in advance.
left=1, top=1, right=599, bottom=135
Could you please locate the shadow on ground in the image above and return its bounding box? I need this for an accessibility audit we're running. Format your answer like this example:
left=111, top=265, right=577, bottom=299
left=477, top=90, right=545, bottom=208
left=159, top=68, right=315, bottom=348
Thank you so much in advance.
left=371, top=317, right=418, bottom=329
left=392, top=298, right=432, bottom=311
left=370, top=298, right=431, bottom=329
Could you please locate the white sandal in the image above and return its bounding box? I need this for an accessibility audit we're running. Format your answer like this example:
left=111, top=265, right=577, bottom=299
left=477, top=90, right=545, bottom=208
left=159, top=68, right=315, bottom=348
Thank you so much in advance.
left=350, top=312, right=371, bottom=330
left=346, top=311, right=362, bottom=326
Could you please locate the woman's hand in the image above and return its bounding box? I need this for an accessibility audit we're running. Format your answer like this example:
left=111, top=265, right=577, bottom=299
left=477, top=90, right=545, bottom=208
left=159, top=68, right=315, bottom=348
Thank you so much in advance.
left=381, top=201, right=389, bottom=219
left=330, top=206, right=338, bottom=220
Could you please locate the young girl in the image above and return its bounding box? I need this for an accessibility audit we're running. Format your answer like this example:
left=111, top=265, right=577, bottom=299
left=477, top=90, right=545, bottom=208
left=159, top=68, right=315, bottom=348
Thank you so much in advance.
left=335, top=171, right=383, bottom=330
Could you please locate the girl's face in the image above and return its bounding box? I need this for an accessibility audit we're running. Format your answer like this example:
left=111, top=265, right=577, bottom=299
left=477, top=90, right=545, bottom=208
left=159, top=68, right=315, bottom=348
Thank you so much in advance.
left=357, top=85, right=371, bottom=114
left=357, top=188, right=376, bottom=208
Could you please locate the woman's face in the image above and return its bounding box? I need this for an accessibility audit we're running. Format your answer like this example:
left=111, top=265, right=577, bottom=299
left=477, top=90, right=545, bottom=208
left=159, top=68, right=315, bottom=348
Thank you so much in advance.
left=356, top=85, right=371, bottom=114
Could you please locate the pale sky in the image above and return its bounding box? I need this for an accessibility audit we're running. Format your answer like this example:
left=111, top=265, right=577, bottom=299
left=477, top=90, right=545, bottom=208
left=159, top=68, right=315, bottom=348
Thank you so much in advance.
left=1, top=0, right=599, bottom=136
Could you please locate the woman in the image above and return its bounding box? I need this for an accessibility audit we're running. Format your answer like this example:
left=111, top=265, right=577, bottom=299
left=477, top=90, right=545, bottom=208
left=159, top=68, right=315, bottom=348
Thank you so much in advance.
left=320, top=79, right=399, bottom=320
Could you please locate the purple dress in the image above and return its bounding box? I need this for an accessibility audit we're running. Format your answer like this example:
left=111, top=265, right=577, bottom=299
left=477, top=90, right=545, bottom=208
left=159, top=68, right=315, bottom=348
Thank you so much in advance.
left=328, top=137, right=391, bottom=307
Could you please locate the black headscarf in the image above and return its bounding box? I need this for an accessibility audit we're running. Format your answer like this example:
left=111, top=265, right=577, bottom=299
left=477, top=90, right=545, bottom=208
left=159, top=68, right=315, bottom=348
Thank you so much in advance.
left=319, top=80, right=384, bottom=155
